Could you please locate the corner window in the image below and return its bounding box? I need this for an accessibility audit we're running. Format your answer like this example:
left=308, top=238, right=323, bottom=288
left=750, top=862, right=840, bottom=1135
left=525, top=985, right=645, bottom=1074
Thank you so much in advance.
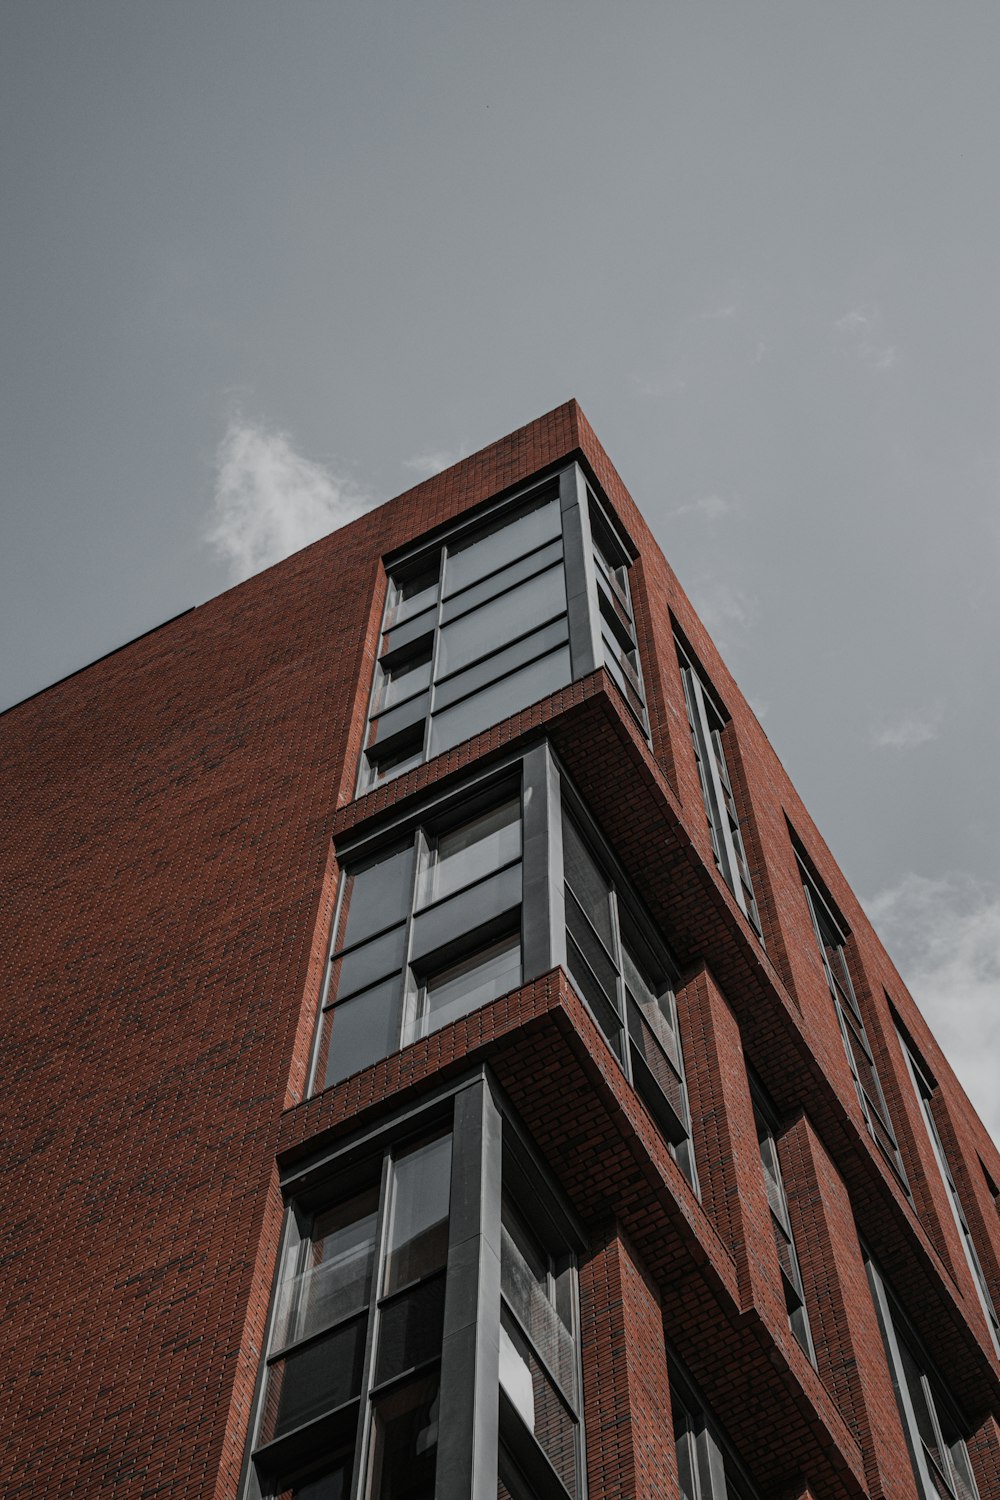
left=562, top=801, right=697, bottom=1189
left=898, top=1029, right=1000, bottom=1357
left=248, top=1130, right=452, bottom=1500
left=866, top=1255, right=981, bottom=1500
left=749, top=1075, right=815, bottom=1364
left=360, top=468, right=648, bottom=791
left=676, top=638, right=761, bottom=937
left=798, top=857, right=908, bottom=1190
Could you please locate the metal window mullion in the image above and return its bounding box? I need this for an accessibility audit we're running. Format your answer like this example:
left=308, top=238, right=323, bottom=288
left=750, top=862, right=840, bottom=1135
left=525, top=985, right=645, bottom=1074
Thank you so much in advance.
left=307, top=865, right=350, bottom=1095
left=866, top=1258, right=936, bottom=1500
left=559, top=463, right=602, bottom=681
left=691, top=677, right=738, bottom=896
left=522, top=742, right=565, bottom=981
left=349, top=1150, right=395, bottom=1500
left=398, top=828, right=426, bottom=1058
left=423, top=553, right=448, bottom=762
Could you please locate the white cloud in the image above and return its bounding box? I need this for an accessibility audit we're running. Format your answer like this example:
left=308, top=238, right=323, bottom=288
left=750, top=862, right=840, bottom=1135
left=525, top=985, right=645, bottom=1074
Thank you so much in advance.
left=834, top=304, right=896, bottom=370
left=864, top=873, right=1000, bottom=1144
left=872, top=711, right=942, bottom=750
left=206, top=418, right=374, bottom=582
left=401, top=447, right=466, bottom=477
left=669, top=493, right=734, bottom=524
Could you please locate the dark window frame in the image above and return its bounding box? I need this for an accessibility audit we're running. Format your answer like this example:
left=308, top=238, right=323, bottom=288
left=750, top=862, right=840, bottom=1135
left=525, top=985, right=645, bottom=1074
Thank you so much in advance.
left=748, top=1071, right=816, bottom=1365
left=359, top=465, right=649, bottom=792
left=675, top=633, right=762, bottom=939
left=797, top=852, right=910, bottom=1192
left=669, top=1356, right=762, bottom=1500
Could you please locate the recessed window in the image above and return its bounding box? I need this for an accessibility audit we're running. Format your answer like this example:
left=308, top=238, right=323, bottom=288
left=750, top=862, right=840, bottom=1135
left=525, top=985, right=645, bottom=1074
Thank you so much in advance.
left=676, top=637, right=761, bottom=937
left=750, top=1076, right=815, bottom=1364
left=798, top=855, right=909, bottom=1189
left=562, top=802, right=697, bottom=1189
left=898, top=1029, right=1000, bottom=1357
left=672, top=1379, right=761, bottom=1499
left=866, top=1255, right=982, bottom=1500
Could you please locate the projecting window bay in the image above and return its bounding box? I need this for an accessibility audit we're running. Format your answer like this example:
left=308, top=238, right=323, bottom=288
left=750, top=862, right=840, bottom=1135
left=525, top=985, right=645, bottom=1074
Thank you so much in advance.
left=311, top=744, right=696, bottom=1189
left=359, top=467, right=648, bottom=792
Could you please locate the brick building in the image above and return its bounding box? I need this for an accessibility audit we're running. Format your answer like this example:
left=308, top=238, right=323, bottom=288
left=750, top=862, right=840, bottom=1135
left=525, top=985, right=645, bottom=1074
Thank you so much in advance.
left=2, top=401, right=998, bottom=1500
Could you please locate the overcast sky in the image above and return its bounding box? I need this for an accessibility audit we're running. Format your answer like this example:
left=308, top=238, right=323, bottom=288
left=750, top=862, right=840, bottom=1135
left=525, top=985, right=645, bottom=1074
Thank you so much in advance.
left=2, top=3, right=998, bottom=1142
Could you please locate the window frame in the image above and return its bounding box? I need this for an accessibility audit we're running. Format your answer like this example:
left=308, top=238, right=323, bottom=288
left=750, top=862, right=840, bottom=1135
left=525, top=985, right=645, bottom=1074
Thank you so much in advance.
left=359, top=465, right=649, bottom=792
left=865, top=1252, right=982, bottom=1500
left=797, top=855, right=910, bottom=1192
left=674, top=635, right=762, bottom=940
left=669, top=1358, right=762, bottom=1500
left=897, top=1026, right=1000, bottom=1358
left=748, top=1072, right=816, bottom=1365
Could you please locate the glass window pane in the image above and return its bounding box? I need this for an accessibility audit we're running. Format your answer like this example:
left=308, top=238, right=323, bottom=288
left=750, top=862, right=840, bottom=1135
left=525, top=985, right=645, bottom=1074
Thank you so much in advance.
left=333, top=927, right=407, bottom=1001
left=499, top=1310, right=578, bottom=1499
left=322, top=977, right=404, bottom=1087
left=281, top=1450, right=354, bottom=1500
left=260, top=1317, right=366, bottom=1443
left=272, top=1186, right=379, bottom=1350
left=441, top=538, right=563, bottom=622
left=387, top=566, right=440, bottom=626
left=382, top=607, right=437, bottom=662
left=432, top=618, right=568, bottom=713
left=375, top=649, right=433, bottom=712
left=413, top=935, right=521, bottom=1041
left=443, top=495, right=561, bottom=597
left=566, top=934, right=623, bottom=1058
left=384, top=1134, right=452, bottom=1295
left=417, top=798, right=521, bottom=908
left=338, top=846, right=415, bottom=950
left=375, top=1274, right=447, bottom=1385
left=437, top=566, right=566, bottom=678
left=429, top=648, right=571, bottom=758
left=561, top=817, right=614, bottom=949
left=500, top=1212, right=576, bottom=1402
left=368, top=742, right=425, bottom=787
left=367, top=1371, right=440, bottom=1500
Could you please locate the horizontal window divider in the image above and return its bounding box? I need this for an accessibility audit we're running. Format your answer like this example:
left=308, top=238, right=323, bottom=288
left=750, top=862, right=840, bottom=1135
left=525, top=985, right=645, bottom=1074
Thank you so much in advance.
left=375, top=1266, right=447, bottom=1309
left=432, top=609, right=569, bottom=690
left=251, top=1397, right=362, bottom=1477
left=498, top=1387, right=577, bottom=1500
left=441, top=540, right=564, bottom=616
left=331, top=919, right=408, bottom=963
left=266, top=1307, right=369, bottom=1365
left=365, top=1353, right=443, bottom=1403
left=413, top=855, right=523, bottom=917
left=410, top=908, right=522, bottom=980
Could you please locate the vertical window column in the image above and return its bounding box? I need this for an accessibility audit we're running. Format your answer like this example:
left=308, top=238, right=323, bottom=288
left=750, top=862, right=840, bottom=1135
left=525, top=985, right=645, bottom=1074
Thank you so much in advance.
left=749, top=1078, right=816, bottom=1364
left=799, top=862, right=909, bottom=1190
left=899, top=1033, right=1000, bottom=1357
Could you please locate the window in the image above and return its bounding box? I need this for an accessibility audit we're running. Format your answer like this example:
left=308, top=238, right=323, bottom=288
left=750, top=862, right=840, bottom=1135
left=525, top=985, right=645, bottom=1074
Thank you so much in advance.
left=898, top=1031, right=1000, bottom=1357
left=672, top=1378, right=759, bottom=1500
left=676, top=639, right=761, bottom=937
left=749, top=1075, right=815, bottom=1363
left=360, top=468, right=648, bottom=791
left=312, top=780, right=523, bottom=1094
left=498, top=1186, right=583, bottom=1499
left=866, top=1256, right=981, bottom=1500
left=315, top=743, right=697, bottom=1202
left=249, top=1130, right=452, bottom=1500
left=562, top=800, right=697, bottom=1189
left=798, top=858, right=908, bottom=1189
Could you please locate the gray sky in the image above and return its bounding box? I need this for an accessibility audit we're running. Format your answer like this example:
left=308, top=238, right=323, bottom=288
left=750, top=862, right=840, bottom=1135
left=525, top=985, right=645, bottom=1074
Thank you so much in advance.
left=3, top=3, right=998, bottom=1141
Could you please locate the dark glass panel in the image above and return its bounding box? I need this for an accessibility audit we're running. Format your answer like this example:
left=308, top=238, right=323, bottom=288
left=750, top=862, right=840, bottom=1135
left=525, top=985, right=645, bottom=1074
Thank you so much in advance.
left=431, top=618, right=568, bottom=712
left=369, top=741, right=425, bottom=787
left=382, top=607, right=437, bottom=662
left=565, top=934, right=623, bottom=1058
left=375, top=648, right=433, bottom=713
left=436, top=566, right=566, bottom=678
left=387, top=565, right=440, bottom=627
left=441, top=537, right=563, bottom=623
left=260, top=1317, right=366, bottom=1443
left=323, top=977, right=404, bottom=1087
left=283, top=1450, right=353, bottom=1500
left=443, top=494, right=561, bottom=597
left=374, top=1274, right=447, bottom=1385
left=565, top=891, right=618, bottom=1002
left=333, top=926, right=407, bottom=1001
left=499, top=1310, right=578, bottom=1498
left=561, top=817, right=614, bottom=948
left=338, top=845, right=415, bottom=950
left=416, top=797, right=521, bottom=908
left=428, top=648, right=571, bottom=758
left=272, top=1186, right=379, bottom=1351
left=414, top=934, right=521, bottom=1041
left=367, top=1371, right=440, bottom=1500
left=368, top=692, right=431, bottom=749
left=384, top=1134, right=452, bottom=1295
